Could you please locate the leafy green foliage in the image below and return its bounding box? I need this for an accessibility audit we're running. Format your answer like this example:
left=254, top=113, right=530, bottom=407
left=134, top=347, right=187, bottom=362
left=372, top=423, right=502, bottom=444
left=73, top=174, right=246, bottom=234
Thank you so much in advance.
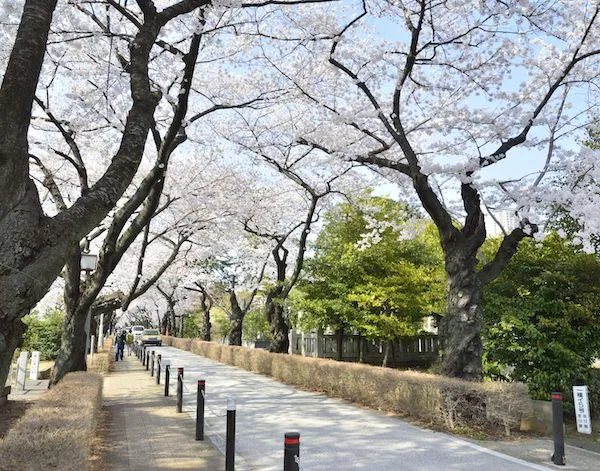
left=21, top=309, right=65, bottom=360
left=242, top=308, right=272, bottom=343
left=483, top=233, right=600, bottom=399
left=295, top=196, right=445, bottom=341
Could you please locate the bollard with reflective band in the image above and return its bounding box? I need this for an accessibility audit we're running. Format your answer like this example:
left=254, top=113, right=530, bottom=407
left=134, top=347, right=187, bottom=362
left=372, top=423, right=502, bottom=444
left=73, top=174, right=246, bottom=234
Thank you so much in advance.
left=150, top=351, right=155, bottom=377
left=156, top=354, right=162, bottom=385
left=551, top=392, right=566, bottom=465
left=226, top=399, right=236, bottom=471
left=196, top=380, right=205, bottom=440
left=164, top=361, right=170, bottom=397
left=284, top=432, right=300, bottom=471
left=176, top=367, right=184, bottom=413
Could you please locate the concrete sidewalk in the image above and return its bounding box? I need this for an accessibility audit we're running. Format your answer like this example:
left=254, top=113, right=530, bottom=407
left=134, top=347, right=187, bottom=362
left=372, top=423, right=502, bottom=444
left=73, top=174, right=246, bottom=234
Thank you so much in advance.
left=103, top=352, right=224, bottom=470
left=157, top=346, right=600, bottom=471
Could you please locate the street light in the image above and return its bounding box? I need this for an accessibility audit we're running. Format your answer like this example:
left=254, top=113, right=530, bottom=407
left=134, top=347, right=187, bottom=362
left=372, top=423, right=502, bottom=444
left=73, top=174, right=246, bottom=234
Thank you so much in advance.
left=81, top=248, right=98, bottom=364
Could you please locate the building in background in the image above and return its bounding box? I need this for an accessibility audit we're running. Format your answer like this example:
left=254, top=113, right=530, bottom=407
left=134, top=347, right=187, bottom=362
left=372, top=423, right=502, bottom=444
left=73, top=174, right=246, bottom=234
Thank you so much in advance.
left=485, top=209, right=520, bottom=237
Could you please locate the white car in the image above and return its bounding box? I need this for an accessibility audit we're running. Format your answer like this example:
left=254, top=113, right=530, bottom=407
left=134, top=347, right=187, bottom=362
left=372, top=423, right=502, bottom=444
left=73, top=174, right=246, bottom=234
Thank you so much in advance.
left=131, top=325, right=145, bottom=344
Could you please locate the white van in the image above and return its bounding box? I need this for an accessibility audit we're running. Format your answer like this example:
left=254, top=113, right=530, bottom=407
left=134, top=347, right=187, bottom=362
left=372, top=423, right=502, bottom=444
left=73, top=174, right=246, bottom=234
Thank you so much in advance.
left=131, top=325, right=145, bottom=344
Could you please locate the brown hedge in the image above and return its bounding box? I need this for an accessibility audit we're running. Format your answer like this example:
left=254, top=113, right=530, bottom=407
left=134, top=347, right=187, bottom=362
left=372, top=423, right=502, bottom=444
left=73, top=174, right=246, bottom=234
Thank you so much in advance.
left=0, top=372, right=103, bottom=470
left=164, top=336, right=531, bottom=435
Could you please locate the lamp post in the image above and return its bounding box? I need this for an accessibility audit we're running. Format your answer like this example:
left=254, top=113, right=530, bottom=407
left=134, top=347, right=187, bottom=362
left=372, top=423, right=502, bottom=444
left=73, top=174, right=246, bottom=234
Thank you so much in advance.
left=81, top=250, right=98, bottom=365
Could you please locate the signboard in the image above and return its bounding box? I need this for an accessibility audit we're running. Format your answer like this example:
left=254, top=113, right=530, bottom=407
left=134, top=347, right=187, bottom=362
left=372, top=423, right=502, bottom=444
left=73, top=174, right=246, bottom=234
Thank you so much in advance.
left=16, top=351, right=28, bottom=390
left=573, top=385, right=592, bottom=434
left=29, top=351, right=40, bottom=380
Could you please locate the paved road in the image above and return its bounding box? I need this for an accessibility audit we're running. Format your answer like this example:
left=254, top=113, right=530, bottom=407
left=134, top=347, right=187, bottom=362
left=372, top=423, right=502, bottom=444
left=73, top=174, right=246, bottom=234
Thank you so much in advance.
left=153, top=346, right=557, bottom=471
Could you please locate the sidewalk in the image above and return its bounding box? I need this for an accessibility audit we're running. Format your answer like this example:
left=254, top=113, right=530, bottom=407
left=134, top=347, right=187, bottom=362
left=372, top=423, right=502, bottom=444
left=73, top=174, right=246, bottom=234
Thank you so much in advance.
left=103, top=351, right=224, bottom=470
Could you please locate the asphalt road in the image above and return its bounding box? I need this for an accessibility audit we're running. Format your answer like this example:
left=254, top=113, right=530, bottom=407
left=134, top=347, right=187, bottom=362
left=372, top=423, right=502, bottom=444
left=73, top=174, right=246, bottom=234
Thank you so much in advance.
left=147, top=346, right=563, bottom=471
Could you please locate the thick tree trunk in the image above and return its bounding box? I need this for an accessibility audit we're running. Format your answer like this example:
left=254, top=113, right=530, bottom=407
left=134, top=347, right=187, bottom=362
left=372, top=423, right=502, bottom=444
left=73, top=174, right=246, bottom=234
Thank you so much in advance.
left=228, top=292, right=244, bottom=346
left=439, top=247, right=484, bottom=381
left=266, top=296, right=289, bottom=353
left=202, top=309, right=211, bottom=341
left=0, top=318, right=27, bottom=388
left=50, top=305, right=89, bottom=384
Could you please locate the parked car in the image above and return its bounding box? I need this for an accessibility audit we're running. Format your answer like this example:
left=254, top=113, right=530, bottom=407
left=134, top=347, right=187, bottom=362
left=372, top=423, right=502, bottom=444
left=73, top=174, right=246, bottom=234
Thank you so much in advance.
left=131, top=325, right=144, bottom=344
left=141, top=329, right=162, bottom=346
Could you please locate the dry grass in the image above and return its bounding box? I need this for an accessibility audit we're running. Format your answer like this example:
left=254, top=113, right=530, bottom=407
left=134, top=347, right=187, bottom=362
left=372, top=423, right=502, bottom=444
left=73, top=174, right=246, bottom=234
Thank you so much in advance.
left=0, top=372, right=103, bottom=470
left=165, top=336, right=531, bottom=436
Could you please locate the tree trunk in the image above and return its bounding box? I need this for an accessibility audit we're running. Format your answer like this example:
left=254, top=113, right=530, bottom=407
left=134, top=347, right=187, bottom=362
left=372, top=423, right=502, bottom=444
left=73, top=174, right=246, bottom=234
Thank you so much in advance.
left=202, top=308, right=211, bottom=341
left=382, top=340, right=393, bottom=367
left=50, top=305, right=89, bottom=384
left=0, top=318, right=27, bottom=389
left=266, top=294, right=289, bottom=353
left=228, top=292, right=244, bottom=346
left=439, top=245, right=484, bottom=381
left=160, top=312, right=169, bottom=335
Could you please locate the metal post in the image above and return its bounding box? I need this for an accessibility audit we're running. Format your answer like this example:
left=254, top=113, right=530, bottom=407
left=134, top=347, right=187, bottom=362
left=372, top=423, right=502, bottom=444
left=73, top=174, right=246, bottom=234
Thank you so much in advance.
left=226, top=398, right=236, bottom=471
left=552, top=392, right=566, bottom=466
left=156, top=354, right=162, bottom=384
left=150, top=351, right=155, bottom=377
left=196, top=380, right=205, bottom=440
left=164, top=361, right=170, bottom=397
left=284, top=432, right=300, bottom=471
left=176, top=367, right=184, bottom=413
left=145, top=351, right=149, bottom=370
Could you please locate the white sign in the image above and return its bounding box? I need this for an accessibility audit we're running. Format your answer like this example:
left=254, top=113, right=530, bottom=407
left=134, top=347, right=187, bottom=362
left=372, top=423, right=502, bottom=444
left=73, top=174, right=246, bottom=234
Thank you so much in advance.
left=573, top=385, right=592, bottom=434
left=29, top=351, right=40, bottom=380
left=16, top=351, right=28, bottom=390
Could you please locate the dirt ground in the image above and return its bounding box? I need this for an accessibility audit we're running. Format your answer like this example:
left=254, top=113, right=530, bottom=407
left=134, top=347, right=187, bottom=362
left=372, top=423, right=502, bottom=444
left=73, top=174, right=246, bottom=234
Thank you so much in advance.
left=0, top=400, right=31, bottom=439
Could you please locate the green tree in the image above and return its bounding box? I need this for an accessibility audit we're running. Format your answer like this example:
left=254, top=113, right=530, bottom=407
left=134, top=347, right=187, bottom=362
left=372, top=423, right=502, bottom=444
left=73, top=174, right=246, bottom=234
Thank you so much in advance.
left=483, top=233, right=600, bottom=398
left=242, top=308, right=272, bottom=344
left=296, top=196, right=445, bottom=365
left=21, top=309, right=65, bottom=360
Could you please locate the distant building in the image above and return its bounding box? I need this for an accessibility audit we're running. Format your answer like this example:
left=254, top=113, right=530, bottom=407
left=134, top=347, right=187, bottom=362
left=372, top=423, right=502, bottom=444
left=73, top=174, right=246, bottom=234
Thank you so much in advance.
left=485, top=209, right=520, bottom=237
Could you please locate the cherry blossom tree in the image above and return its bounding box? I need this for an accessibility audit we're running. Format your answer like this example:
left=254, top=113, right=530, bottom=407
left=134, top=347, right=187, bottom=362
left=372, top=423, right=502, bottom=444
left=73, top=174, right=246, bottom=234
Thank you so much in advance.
left=254, top=0, right=600, bottom=379
left=0, top=0, right=336, bottom=388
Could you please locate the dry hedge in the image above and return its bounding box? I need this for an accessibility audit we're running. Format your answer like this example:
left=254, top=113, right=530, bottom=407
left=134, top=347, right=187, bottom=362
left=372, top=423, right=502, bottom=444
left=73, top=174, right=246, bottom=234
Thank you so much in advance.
left=0, top=372, right=103, bottom=470
left=164, top=337, right=531, bottom=435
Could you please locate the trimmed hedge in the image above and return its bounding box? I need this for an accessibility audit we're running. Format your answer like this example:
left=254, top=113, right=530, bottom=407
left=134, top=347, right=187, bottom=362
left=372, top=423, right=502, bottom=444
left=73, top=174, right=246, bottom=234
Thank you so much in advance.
left=0, top=372, right=103, bottom=470
left=164, top=336, right=531, bottom=435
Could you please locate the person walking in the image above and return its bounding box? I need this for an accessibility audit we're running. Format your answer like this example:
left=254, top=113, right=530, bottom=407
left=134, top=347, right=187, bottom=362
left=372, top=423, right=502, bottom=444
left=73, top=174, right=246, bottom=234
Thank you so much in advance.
left=126, top=329, right=134, bottom=356
left=115, top=330, right=126, bottom=361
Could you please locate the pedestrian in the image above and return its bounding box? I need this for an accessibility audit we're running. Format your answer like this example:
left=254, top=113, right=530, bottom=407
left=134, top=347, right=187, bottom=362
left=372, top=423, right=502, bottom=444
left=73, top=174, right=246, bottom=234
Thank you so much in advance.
left=126, top=329, right=134, bottom=356
left=115, top=330, right=126, bottom=361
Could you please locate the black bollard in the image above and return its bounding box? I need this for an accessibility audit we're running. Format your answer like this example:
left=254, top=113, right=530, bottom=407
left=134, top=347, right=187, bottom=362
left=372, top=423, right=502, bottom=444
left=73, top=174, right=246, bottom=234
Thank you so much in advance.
left=142, top=347, right=146, bottom=366
left=176, top=367, right=184, bottom=413
left=226, top=399, right=236, bottom=471
left=551, top=392, right=566, bottom=465
left=196, top=380, right=205, bottom=441
left=156, top=354, right=162, bottom=385
left=146, top=351, right=150, bottom=370
left=164, top=361, right=170, bottom=397
left=283, top=432, right=300, bottom=471
left=150, top=351, right=155, bottom=377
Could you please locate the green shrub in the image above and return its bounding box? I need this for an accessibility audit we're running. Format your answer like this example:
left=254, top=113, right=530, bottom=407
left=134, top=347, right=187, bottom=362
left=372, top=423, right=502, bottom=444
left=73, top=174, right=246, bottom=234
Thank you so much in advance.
left=21, top=309, right=65, bottom=360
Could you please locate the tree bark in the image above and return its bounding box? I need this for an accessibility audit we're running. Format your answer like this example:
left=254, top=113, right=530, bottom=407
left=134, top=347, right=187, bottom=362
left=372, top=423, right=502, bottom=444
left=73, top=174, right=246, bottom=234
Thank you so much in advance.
left=266, top=291, right=289, bottom=353
left=0, top=0, right=165, bottom=389
left=228, top=291, right=244, bottom=346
